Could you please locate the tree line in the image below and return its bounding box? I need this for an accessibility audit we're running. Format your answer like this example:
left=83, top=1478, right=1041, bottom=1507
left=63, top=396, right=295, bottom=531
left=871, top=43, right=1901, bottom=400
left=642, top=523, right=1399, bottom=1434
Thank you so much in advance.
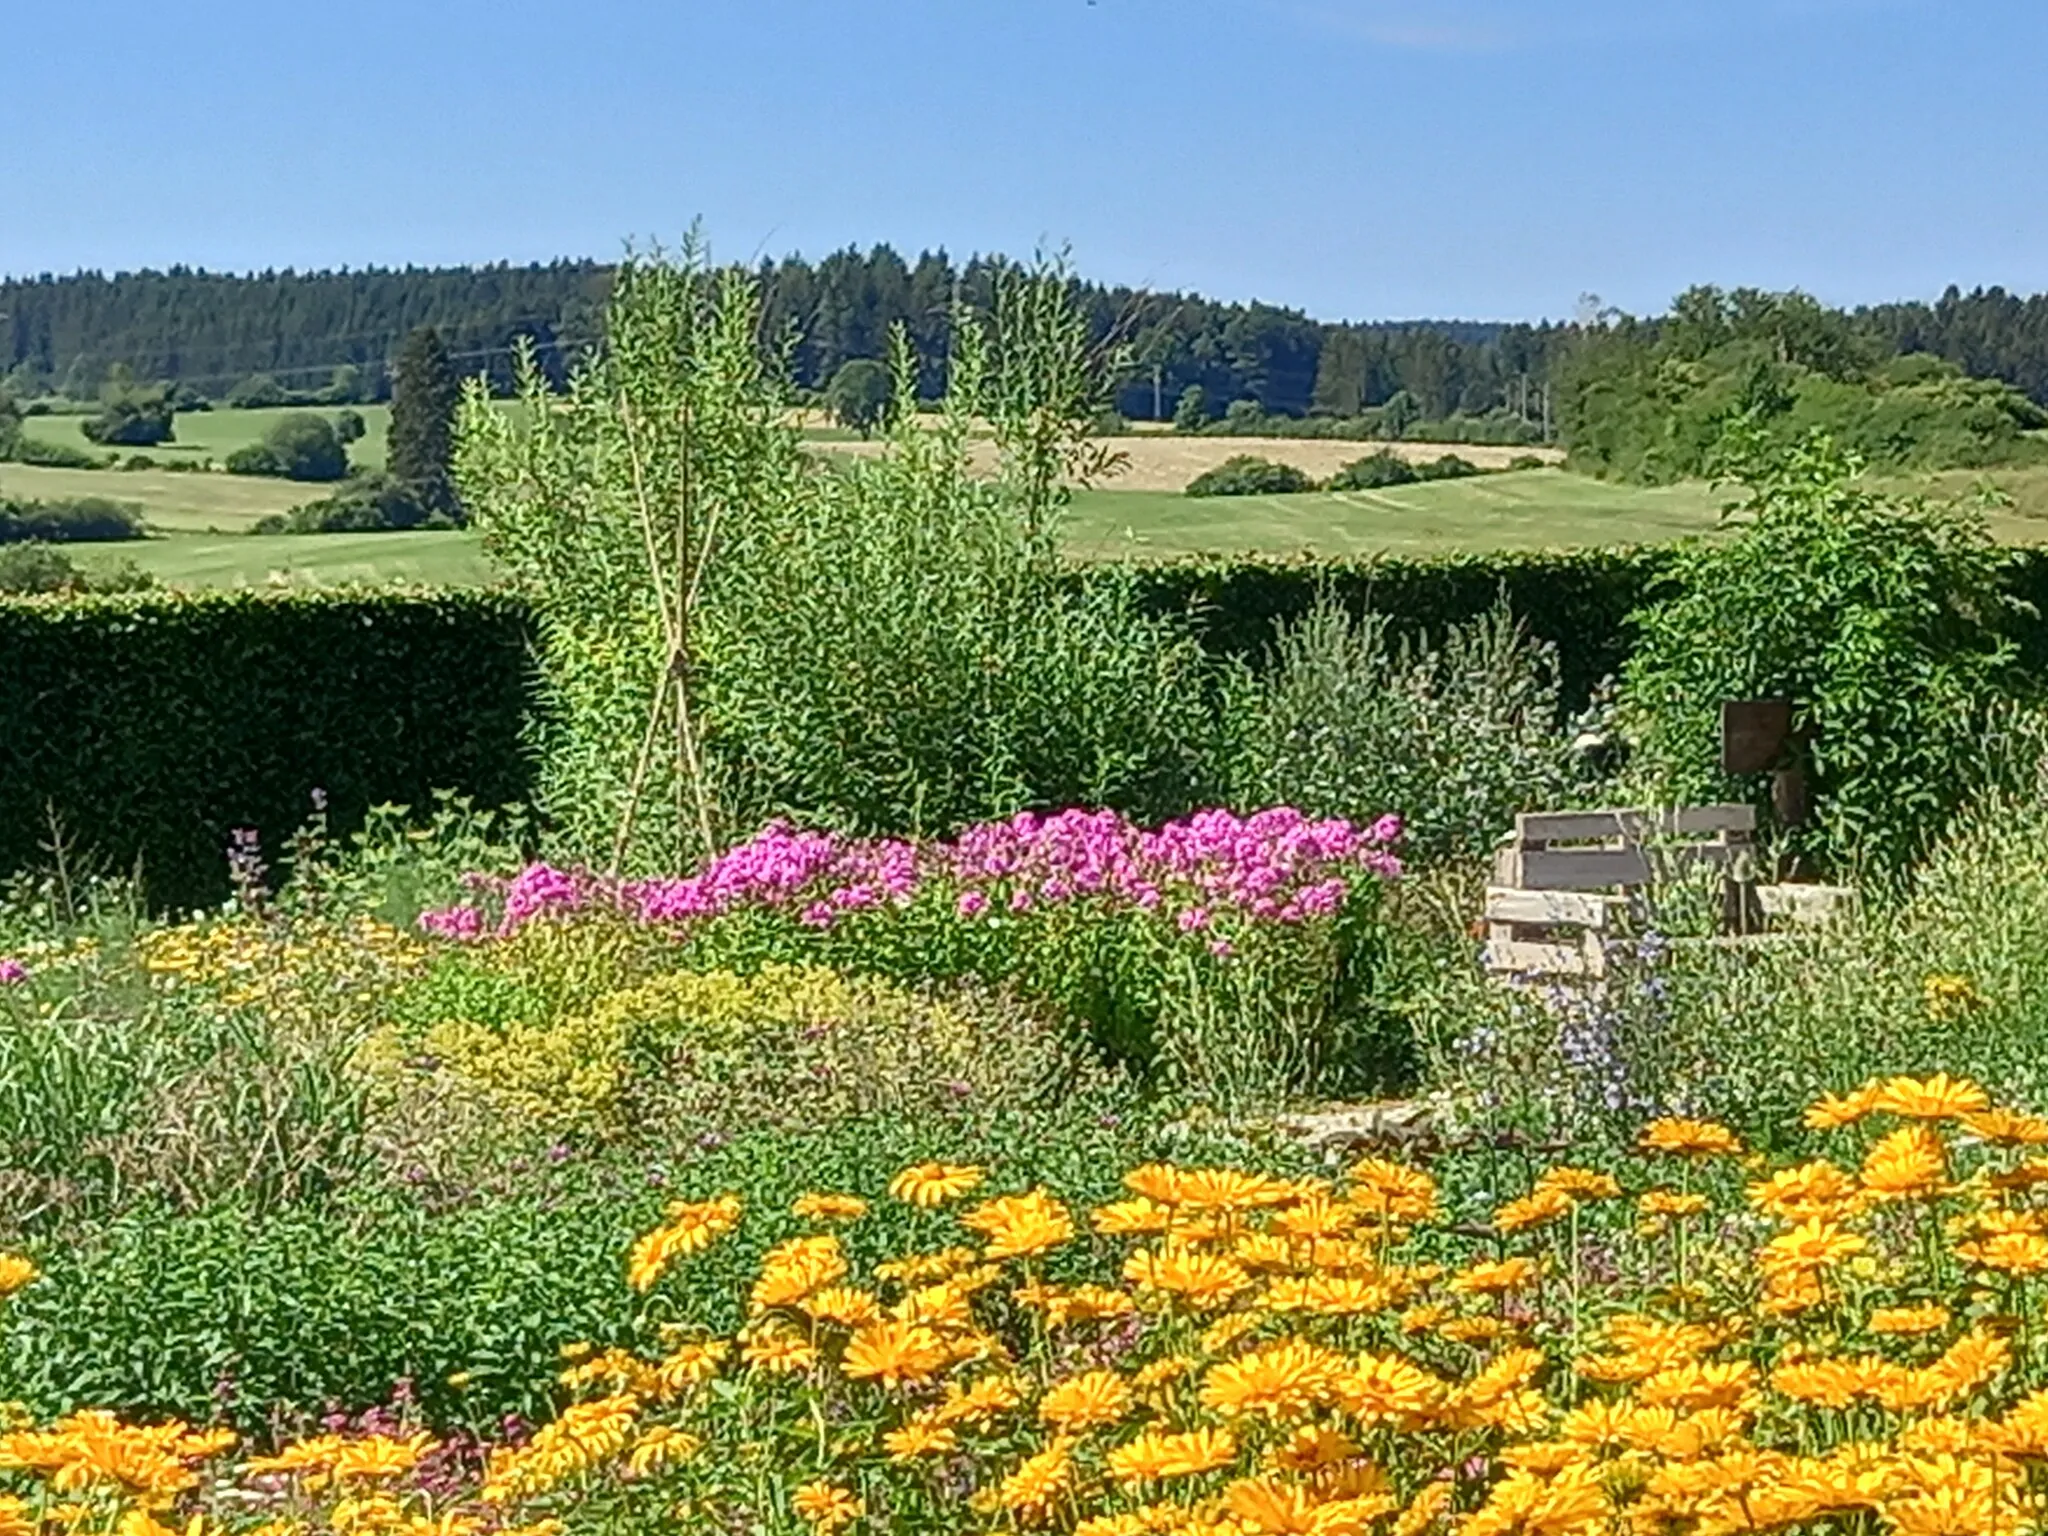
left=0, top=249, right=1568, bottom=426
left=9, top=250, right=2048, bottom=448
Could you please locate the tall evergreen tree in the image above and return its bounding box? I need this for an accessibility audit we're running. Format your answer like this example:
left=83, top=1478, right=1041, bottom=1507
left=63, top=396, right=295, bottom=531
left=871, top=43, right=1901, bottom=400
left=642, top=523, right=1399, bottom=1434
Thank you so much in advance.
left=388, top=326, right=460, bottom=521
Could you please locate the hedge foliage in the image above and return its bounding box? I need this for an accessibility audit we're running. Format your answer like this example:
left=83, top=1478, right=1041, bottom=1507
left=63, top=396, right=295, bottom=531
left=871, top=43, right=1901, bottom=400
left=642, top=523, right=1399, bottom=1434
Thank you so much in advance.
left=8, top=545, right=2048, bottom=906
left=1109, top=547, right=1674, bottom=706
left=0, top=589, right=535, bottom=909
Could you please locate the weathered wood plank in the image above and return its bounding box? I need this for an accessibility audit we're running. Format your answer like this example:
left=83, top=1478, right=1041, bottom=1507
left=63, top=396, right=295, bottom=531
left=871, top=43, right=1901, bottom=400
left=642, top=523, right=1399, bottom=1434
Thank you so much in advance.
left=1483, top=938, right=1605, bottom=977
left=1513, top=804, right=1756, bottom=844
left=1483, top=887, right=1616, bottom=929
left=1757, top=883, right=1857, bottom=926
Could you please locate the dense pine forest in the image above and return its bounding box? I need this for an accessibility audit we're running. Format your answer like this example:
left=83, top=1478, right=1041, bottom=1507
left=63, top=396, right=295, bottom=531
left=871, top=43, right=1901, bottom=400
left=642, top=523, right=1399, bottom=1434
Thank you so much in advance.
left=6, top=250, right=2048, bottom=455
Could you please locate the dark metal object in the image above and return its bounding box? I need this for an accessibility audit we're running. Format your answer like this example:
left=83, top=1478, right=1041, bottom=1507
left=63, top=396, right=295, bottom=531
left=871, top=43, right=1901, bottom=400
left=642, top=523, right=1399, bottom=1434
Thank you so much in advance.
left=1721, top=698, right=1793, bottom=775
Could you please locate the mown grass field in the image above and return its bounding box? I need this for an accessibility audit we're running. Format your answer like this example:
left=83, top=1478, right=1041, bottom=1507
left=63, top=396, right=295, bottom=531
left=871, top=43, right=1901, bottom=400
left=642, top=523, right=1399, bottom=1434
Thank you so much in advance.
left=20, top=404, right=396, bottom=472
left=18, top=402, right=2048, bottom=589
left=68, top=529, right=492, bottom=588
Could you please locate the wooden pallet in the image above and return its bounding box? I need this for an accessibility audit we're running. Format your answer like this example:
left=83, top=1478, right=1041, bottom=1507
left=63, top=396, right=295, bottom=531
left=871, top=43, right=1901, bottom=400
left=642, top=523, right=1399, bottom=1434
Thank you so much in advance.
left=1484, top=805, right=1754, bottom=981
left=1482, top=804, right=1853, bottom=982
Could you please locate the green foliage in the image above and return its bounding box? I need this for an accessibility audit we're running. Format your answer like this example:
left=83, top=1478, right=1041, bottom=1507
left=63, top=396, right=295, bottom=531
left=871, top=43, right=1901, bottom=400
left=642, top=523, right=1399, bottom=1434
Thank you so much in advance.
left=0, top=1098, right=1210, bottom=1436
left=464, top=247, right=1215, bottom=870
left=1119, top=547, right=1673, bottom=709
left=1172, top=384, right=1209, bottom=431
left=1618, top=429, right=2026, bottom=871
left=1324, top=451, right=1484, bottom=491
left=0, top=590, right=535, bottom=910
left=0, top=497, right=145, bottom=543
left=388, top=326, right=461, bottom=521
left=0, top=544, right=152, bottom=595
left=1560, top=287, right=2048, bottom=484
left=224, top=412, right=350, bottom=482
left=80, top=379, right=175, bottom=448
left=822, top=358, right=894, bottom=436
left=1326, top=450, right=1417, bottom=490
left=1224, top=600, right=1590, bottom=865
left=226, top=374, right=291, bottom=410
left=263, top=473, right=437, bottom=534
left=2, top=435, right=107, bottom=469
left=1184, top=454, right=1317, bottom=497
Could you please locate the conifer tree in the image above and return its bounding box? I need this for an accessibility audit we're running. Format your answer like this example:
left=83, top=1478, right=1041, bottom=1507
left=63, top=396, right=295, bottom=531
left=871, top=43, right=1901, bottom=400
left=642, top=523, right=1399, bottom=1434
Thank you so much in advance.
left=388, top=325, right=460, bottom=520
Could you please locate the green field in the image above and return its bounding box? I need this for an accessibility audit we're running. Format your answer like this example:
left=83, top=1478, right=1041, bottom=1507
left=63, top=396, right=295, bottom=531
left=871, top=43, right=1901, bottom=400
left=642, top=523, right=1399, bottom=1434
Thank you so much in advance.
left=68, top=529, right=492, bottom=588
left=1066, top=471, right=1731, bottom=556
left=16, top=437, right=2048, bottom=591
left=20, top=403, right=396, bottom=472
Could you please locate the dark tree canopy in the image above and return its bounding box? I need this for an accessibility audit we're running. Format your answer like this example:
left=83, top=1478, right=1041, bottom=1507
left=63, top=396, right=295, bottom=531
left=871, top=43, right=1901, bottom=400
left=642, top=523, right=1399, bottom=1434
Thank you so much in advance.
left=388, top=326, right=460, bottom=520
left=824, top=358, right=894, bottom=436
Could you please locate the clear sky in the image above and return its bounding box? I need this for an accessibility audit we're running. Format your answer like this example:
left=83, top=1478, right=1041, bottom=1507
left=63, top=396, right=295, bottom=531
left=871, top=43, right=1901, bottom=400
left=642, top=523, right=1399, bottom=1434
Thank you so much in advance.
left=9, top=0, right=2044, bottom=323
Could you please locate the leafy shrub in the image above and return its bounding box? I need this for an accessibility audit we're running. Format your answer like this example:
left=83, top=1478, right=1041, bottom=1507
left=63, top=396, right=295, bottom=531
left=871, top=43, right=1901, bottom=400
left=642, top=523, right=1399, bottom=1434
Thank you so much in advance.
left=1325, top=449, right=1417, bottom=489
left=823, top=358, right=894, bottom=436
left=225, top=374, right=290, bottom=409
left=0, top=545, right=153, bottom=595
left=1225, top=600, right=1588, bottom=866
left=263, top=473, right=437, bottom=534
left=1183, top=455, right=1317, bottom=497
left=80, top=385, right=174, bottom=447
left=1415, top=452, right=1481, bottom=481
left=0, top=497, right=144, bottom=543
left=364, top=962, right=1120, bottom=1145
left=224, top=413, right=350, bottom=482
left=462, top=250, right=1221, bottom=873
left=3, top=435, right=106, bottom=469
left=1618, top=427, right=2025, bottom=872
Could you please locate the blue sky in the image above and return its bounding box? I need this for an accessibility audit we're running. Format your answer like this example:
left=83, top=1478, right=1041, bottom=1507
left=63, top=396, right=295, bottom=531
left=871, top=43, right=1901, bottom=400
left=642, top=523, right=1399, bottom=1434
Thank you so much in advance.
left=9, top=0, right=2044, bottom=322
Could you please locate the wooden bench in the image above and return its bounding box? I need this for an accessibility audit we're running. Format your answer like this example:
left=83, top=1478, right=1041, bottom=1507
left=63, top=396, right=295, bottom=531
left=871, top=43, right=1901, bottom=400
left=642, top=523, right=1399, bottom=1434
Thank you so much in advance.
left=1482, top=805, right=1854, bottom=982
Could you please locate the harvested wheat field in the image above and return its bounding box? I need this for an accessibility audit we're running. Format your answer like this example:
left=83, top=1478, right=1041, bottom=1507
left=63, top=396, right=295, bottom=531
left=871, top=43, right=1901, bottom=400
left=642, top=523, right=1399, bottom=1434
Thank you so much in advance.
left=822, top=433, right=1561, bottom=490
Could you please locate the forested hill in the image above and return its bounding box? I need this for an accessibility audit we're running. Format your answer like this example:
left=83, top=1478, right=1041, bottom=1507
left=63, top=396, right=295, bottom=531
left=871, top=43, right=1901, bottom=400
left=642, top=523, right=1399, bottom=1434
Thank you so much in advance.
left=6, top=250, right=2048, bottom=426
left=0, top=249, right=1565, bottom=422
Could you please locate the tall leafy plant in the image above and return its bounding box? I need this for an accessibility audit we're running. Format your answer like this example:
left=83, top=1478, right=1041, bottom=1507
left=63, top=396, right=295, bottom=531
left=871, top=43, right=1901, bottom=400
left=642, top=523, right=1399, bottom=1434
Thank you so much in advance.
left=1617, top=424, right=2024, bottom=873
left=457, top=245, right=805, bottom=871
left=699, top=262, right=1218, bottom=836
left=460, top=244, right=1221, bottom=866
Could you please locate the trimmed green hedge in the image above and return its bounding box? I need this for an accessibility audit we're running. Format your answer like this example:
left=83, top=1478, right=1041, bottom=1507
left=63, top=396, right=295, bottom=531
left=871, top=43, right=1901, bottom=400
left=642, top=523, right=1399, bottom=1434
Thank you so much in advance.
left=1110, top=548, right=1675, bottom=706
left=0, top=590, right=536, bottom=909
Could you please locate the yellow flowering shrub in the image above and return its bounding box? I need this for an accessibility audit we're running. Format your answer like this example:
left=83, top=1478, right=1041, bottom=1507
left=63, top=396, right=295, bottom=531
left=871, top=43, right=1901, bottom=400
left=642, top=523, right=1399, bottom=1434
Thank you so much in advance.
left=17, top=1073, right=2048, bottom=1536
left=363, top=962, right=1104, bottom=1138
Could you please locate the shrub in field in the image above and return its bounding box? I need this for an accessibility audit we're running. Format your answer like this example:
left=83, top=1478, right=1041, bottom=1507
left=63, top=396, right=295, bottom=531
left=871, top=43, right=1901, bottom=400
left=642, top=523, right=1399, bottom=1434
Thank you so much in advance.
left=0, top=496, right=145, bottom=544
left=1324, top=450, right=1417, bottom=490
left=1225, top=601, right=1587, bottom=867
left=225, top=412, right=351, bottom=482
left=422, top=806, right=1406, bottom=1100
left=0, top=544, right=153, bottom=595
left=1184, top=455, right=1317, bottom=497
left=10, top=1076, right=2048, bottom=1536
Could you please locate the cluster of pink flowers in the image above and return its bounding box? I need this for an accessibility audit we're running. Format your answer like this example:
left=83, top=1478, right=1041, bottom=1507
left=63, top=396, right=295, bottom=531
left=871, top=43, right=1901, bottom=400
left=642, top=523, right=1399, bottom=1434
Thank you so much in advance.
left=419, top=806, right=1400, bottom=945
left=0, top=958, right=26, bottom=986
